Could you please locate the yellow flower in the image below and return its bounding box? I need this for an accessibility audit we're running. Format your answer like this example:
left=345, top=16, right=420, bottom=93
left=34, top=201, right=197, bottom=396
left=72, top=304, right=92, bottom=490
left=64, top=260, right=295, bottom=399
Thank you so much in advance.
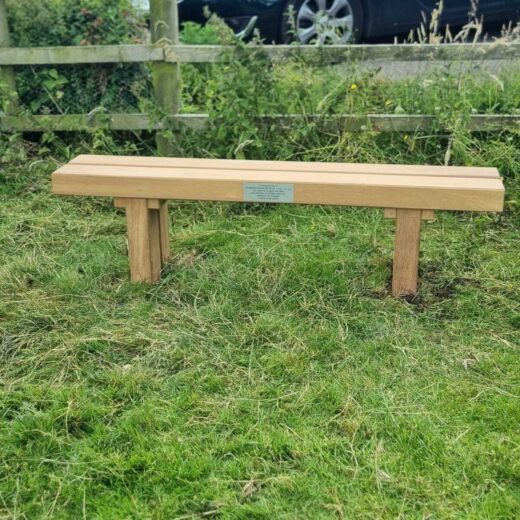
left=350, top=83, right=358, bottom=91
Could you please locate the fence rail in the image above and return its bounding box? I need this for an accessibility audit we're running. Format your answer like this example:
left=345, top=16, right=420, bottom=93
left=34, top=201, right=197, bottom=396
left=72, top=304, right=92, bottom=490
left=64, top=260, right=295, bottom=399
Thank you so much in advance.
left=1, top=113, right=519, bottom=133
left=1, top=0, right=519, bottom=138
left=1, top=42, right=520, bottom=66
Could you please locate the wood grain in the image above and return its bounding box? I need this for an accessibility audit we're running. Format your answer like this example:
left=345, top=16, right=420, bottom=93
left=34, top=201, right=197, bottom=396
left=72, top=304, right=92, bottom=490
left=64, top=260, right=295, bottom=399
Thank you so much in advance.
left=55, top=154, right=505, bottom=290
left=0, top=0, right=18, bottom=115
left=148, top=208, right=163, bottom=281
left=1, top=42, right=519, bottom=66
left=0, top=44, right=163, bottom=65
left=392, top=209, right=422, bottom=297
left=53, top=163, right=504, bottom=212
left=384, top=208, right=435, bottom=221
left=115, top=197, right=169, bottom=271
left=72, top=154, right=500, bottom=178
left=125, top=199, right=162, bottom=283
left=150, top=0, right=180, bottom=156
left=158, top=201, right=170, bottom=264
left=165, top=42, right=520, bottom=64
left=125, top=199, right=153, bottom=283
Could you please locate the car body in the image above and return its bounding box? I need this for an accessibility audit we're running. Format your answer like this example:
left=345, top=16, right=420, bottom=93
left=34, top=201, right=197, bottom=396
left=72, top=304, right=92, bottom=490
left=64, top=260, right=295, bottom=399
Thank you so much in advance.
left=177, top=0, right=520, bottom=43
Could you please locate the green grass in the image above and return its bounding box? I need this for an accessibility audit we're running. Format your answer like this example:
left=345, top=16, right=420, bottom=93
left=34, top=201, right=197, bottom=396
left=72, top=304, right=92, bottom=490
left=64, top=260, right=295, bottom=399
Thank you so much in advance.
left=2, top=7, right=520, bottom=518
left=1, top=132, right=520, bottom=519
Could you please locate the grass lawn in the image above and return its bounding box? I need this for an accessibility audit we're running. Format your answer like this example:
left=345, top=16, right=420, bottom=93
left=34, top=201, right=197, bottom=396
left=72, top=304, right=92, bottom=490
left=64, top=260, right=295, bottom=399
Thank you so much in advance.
left=1, top=147, right=519, bottom=519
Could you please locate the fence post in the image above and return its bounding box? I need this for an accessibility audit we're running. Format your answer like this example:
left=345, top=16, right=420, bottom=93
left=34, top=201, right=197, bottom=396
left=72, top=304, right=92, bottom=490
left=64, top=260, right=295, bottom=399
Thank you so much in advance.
left=149, top=0, right=181, bottom=156
left=0, top=0, right=18, bottom=114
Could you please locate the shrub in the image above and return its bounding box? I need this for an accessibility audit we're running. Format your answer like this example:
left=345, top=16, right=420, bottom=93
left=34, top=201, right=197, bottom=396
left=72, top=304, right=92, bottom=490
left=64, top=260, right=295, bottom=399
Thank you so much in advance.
left=5, top=0, right=150, bottom=113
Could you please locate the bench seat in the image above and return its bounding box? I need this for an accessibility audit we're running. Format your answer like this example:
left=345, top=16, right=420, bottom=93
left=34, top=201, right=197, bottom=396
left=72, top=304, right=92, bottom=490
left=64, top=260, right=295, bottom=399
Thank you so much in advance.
left=52, top=154, right=505, bottom=296
left=55, top=154, right=503, bottom=212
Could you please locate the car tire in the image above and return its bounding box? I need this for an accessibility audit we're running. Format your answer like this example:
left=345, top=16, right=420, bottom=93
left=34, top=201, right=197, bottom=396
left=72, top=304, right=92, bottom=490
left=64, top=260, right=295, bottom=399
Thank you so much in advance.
left=280, top=0, right=364, bottom=44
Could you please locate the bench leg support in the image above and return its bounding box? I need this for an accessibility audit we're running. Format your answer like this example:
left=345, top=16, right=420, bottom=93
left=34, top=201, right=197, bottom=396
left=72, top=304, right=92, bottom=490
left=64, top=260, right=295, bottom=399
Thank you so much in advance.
left=392, top=209, right=422, bottom=297
left=158, top=201, right=171, bottom=264
left=120, top=198, right=170, bottom=283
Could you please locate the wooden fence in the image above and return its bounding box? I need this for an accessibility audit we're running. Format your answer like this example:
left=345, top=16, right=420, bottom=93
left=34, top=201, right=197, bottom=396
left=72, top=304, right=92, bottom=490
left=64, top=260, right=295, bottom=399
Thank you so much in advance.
left=1, top=0, right=520, bottom=154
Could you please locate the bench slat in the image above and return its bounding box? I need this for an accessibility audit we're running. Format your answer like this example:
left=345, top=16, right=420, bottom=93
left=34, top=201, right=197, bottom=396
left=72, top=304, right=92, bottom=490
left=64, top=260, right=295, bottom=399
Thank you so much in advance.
left=53, top=164, right=504, bottom=212
left=71, top=154, right=500, bottom=179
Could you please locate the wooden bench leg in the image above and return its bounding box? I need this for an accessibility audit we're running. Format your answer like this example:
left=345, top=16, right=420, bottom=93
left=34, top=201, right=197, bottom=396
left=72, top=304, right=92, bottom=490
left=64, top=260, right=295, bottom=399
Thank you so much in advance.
left=157, top=200, right=170, bottom=264
left=392, top=209, right=422, bottom=297
left=120, top=199, right=161, bottom=283
left=125, top=199, right=161, bottom=283
left=115, top=198, right=171, bottom=282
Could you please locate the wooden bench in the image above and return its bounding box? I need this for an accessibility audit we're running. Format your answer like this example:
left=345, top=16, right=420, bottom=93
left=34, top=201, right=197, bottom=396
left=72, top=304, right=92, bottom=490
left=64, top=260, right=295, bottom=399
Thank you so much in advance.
left=52, top=154, right=504, bottom=296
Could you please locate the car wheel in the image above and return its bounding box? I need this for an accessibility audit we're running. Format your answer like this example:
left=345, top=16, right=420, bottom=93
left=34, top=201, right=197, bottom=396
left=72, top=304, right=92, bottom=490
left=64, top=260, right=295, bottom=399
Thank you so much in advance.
left=281, top=0, right=364, bottom=44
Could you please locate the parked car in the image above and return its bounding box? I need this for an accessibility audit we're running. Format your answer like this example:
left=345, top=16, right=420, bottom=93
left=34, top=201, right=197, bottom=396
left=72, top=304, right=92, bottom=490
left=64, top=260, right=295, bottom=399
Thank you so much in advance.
left=177, top=0, right=520, bottom=43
